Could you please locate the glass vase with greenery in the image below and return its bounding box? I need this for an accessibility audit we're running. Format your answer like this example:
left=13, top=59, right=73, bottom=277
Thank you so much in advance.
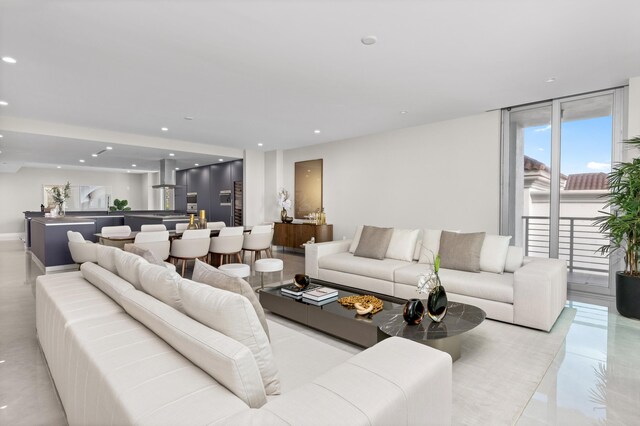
left=49, top=181, right=71, bottom=216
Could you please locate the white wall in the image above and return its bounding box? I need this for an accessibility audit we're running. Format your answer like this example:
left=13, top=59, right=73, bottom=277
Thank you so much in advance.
left=274, top=111, right=502, bottom=240
left=244, top=149, right=266, bottom=226
left=0, top=167, right=145, bottom=234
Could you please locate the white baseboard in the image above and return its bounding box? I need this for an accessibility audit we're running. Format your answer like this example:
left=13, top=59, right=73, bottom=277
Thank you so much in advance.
left=0, top=233, right=25, bottom=241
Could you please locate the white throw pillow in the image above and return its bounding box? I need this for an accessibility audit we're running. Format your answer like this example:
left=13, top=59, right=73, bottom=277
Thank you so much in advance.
left=385, top=228, right=420, bottom=262
left=412, top=229, right=424, bottom=260
left=348, top=225, right=364, bottom=253
left=504, top=246, right=525, bottom=273
left=114, top=249, right=146, bottom=290
left=179, top=279, right=281, bottom=395
left=479, top=235, right=512, bottom=274
left=138, top=263, right=184, bottom=312
left=96, top=244, right=118, bottom=274
left=417, top=229, right=443, bottom=264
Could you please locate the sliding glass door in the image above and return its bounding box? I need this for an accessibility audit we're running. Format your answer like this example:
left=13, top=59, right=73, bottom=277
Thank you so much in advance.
left=501, top=88, right=625, bottom=295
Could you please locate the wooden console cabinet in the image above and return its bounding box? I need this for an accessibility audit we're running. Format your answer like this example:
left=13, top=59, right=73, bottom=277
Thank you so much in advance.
left=273, top=223, right=333, bottom=249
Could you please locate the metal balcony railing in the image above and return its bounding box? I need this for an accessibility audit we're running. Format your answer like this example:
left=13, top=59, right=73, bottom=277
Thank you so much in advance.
left=523, top=216, right=609, bottom=274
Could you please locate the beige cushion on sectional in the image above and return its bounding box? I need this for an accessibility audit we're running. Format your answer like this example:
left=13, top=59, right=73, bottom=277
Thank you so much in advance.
left=192, top=259, right=270, bottom=338
left=353, top=226, right=393, bottom=260
left=504, top=245, right=525, bottom=272
left=119, top=288, right=268, bottom=408
left=385, top=228, right=420, bottom=262
left=439, top=231, right=486, bottom=272
left=179, top=279, right=281, bottom=395
left=96, top=244, right=118, bottom=274
left=114, top=249, right=146, bottom=290
left=138, top=263, right=184, bottom=312
left=479, top=234, right=512, bottom=274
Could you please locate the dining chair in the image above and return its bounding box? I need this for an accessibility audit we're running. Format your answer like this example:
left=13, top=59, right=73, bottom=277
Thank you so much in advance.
left=169, top=229, right=210, bottom=276
left=175, top=223, right=189, bottom=233
left=140, top=224, right=167, bottom=232
left=242, top=226, right=274, bottom=268
left=67, top=230, right=96, bottom=267
left=101, top=225, right=132, bottom=236
left=208, top=233, right=244, bottom=265
left=133, top=230, right=170, bottom=260
left=207, top=221, right=226, bottom=231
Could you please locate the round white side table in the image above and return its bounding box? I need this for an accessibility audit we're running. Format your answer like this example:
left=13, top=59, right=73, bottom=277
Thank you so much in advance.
left=218, top=263, right=251, bottom=278
left=254, top=258, right=284, bottom=291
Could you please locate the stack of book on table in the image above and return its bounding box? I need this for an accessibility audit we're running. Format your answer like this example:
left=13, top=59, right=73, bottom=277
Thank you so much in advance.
left=302, top=287, right=339, bottom=306
left=280, top=283, right=321, bottom=299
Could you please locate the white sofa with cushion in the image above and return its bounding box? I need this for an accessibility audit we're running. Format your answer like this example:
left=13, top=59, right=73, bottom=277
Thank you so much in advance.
left=306, top=226, right=567, bottom=332
left=36, top=244, right=452, bottom=425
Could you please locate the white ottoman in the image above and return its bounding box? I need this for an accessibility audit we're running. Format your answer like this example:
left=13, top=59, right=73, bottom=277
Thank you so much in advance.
left=218, top=263, right=251, bottom=278
left=254, top=258, right=284, bottom=291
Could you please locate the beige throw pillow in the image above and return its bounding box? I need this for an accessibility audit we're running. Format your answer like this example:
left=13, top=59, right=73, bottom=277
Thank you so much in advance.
left=192, top=259, right=269, bottom=339
left=113, top=249, right=146, bottom=290
left=179, top=279, right=281, bottom=395
left=479, top=235, right=512, bottom=274
left=438, top=231, right=486, bottom=272
left=353, top=226, right=394, bottom=260
left=124, top=243, right=166, bottom=267
left=96, top=244, right=118, bottom=274
left=138, top=263, right=184, bottom=312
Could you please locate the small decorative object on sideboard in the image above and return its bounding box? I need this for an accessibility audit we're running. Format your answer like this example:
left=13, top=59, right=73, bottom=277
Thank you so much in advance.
left=403, top=299, right=425, bottom=325
left=198, top=210, right=207, bottom=229
left=277, top=188, right=292, bottom=223
left=284, top=216, right=294, bottom=223
left=417, top=252, right=448, bottom=322
left=187, top=213, right=198, bottom=230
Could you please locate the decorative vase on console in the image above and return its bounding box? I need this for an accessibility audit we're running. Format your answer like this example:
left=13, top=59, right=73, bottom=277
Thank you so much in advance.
left=57, top=202, right=65, bottom=217
left=277, top=188, right=292, bottom=223
left=417, top=252, right=448, bottom=322
left=47, top=181, right=71, bottom=219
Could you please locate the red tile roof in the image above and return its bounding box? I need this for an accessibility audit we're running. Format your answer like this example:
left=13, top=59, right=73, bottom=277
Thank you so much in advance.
left=564, top=173, right=608, bottom=190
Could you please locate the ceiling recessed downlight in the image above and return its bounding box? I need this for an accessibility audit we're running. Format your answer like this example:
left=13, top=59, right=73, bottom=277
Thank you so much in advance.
left=545, top=77, right=557, bottom=83
left=79, top=159, right=85, bottom=163
left=2, top=57, right=16, bottom=64
left=0, top=101, right=8, bottom=106
left=257, top=143, right=263, bottom=147
left=57, top=166, right=61, bottom=169
left=131, top=164, right=137, bottom=167
left=169, top=153, right=175, bottom=157
left=91, top=153, right=98, bottom=157
left=400, top=111, right=408, bottom=115
left=219, top=158, right=224, bottom=162
left=314, top=129, right=321, bottom=134
left=175, top=167, right=180, bottom=170
left=361, top=35, right=377, bottom=45
left=0, top=134, right=3, bottom=138
left=194, top=163, right=199, bottom=166
left=161, top=127, right=169, bottom=132
left=106, top=146, right=113, bottom=150
left=127, top=170, right=130, bottom=173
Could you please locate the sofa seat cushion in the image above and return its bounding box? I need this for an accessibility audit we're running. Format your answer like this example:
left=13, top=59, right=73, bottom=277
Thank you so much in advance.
left=394, top=263, right=514, bottom=304
left=319, top=252, right=411, bottom=282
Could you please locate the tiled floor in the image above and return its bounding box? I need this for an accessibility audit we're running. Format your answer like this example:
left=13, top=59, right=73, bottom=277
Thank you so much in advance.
left=1, top=238, right=639, bottom=425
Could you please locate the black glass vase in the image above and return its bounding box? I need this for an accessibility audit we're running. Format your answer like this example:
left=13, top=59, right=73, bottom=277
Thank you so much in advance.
left=403, top=298, right=425, bottom=325
left=426, top=278, right=448, bottom=322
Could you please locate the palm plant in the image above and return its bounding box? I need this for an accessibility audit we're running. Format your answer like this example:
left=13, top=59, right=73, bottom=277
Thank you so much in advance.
left=594, top=136, right=640, bottom=276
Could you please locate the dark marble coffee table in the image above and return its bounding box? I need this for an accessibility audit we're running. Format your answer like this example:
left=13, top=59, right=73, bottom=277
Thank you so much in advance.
left=378, top=302, right=486, bottom=361
left=260, top=278, right=485, bottom=360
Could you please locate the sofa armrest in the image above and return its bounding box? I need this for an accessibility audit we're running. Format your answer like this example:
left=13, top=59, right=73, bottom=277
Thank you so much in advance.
left=245, top=337, right=452, bottom=426
left=305, top=239, right=352, bottom=278
left=513, top=258, right=567, bottom=331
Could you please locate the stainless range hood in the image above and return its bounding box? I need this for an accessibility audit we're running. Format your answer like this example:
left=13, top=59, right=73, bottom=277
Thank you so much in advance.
left=152, top=159, right=177, bottom=188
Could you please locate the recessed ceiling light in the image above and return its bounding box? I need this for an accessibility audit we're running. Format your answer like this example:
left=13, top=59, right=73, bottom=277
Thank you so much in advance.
left=361, top=35, right=377, bottom=46
left=131, top=164, right=136, bottom=167
left=194, top=163, right=199, bottom=166
left=91, top=153, right=98, bottom=157
left=400, top=111, right=408, bottom=114
left=184, top=116, right=194, bottom=121
left=0, top=101, right=8, bottom=106
left=169, top=153, right=175, bottom=157
left=218, top=158, right=224, bottom=162
left=2, top=57, right=16, bottom=64
left=127, top=170, right=130, bottom=173
left=106, top=146, right=113, bottom=150
left=175, top=167, right=180, bottom=170
left=161, top=127, right=169, bottom=132
left=314, top=129, right=321, bottom=134
left=57, top=166, right=61, bottom=169
left=0, top=134, right=3, bottom=138
left=257, top=143, right=263, bottom=147
left=545, top=77, right=557, bottom=83
left=79, top=159, right=85, bottom=163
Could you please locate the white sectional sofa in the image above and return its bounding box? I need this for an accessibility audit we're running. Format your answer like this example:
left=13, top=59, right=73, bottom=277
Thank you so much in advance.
left=306, top=227, right=567, bottom=332
left=36, top=244, right=452, bottom=425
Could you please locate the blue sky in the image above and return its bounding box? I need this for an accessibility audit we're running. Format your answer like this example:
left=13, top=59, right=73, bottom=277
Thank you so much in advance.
left=523, top=116, right=612, bottom=175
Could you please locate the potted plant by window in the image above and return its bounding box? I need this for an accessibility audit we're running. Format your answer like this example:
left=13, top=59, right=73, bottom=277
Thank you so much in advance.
left=595, top=136, right=640, bottom=320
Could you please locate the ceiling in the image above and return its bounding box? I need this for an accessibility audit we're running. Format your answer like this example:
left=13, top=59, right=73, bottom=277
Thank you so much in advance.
left=1, top=0, right=639, bottom=173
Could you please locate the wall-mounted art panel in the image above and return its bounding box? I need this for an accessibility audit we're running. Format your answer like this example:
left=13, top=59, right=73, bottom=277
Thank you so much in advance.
left=294, top=159, right=323, bottom=219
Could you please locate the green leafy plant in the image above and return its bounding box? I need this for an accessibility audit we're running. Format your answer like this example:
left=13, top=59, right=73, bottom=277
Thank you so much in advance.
left=109, top=198, right=132, bottom=212
left=48, top=181, right=71, bottom=206
left=594, top=136, right=640, bottom=276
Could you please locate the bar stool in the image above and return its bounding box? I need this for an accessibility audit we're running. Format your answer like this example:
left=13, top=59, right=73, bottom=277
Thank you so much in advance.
left=254, top=258, right=283, bottom=291
left=218, top=263, right=251, bottom=279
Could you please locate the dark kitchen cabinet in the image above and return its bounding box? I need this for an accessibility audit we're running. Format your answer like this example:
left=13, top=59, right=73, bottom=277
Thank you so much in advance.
left=175, top=170, right=187, bottom=213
